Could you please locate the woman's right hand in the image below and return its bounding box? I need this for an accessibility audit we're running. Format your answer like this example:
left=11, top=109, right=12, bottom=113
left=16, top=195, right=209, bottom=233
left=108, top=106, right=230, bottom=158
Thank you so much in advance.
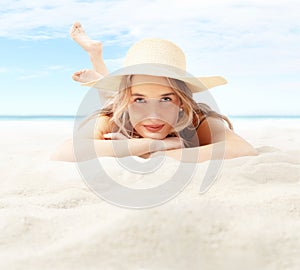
left=149, top=137, right=184, bottom=159
left=152, top=136, right=184, bottom=152
left=102, top=133, right=184, bottom=157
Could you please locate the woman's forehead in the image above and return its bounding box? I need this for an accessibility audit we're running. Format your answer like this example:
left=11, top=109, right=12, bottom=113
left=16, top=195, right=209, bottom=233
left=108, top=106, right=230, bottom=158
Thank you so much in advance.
left=131, top=75, right=170, bottom=88
left=130, top=75, right=176, bottom=95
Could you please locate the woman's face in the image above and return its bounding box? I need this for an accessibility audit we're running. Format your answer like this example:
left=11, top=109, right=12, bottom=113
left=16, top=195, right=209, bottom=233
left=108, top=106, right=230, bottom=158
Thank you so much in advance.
left=128, top=75, right=182, bottom=139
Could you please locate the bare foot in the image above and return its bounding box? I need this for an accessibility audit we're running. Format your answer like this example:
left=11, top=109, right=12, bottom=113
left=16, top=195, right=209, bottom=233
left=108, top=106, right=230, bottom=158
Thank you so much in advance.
left=72, top=69, right=103, bottom=83
left=70, top=22, right=103, bottom=55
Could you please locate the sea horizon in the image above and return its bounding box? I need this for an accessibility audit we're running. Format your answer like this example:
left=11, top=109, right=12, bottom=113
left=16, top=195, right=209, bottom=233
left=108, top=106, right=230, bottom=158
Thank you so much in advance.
left=0, top=115, right=299, bottom=121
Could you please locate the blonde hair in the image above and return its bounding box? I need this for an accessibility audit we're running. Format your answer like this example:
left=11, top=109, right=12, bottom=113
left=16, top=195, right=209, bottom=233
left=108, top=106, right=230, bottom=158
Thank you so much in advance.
left=79, top=75, right=233, bottom=145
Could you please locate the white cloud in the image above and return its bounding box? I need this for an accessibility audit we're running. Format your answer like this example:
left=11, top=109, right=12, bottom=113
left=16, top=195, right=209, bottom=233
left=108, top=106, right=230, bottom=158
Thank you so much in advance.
left=0, top=0, right=299, bottom=115
left=46, top=65, right=72, bottom=71
left=0, top=65, right=71, bottom=81
left=17, top=71, right=48, bottom=80
left=0, top=67, right=9, bottom=73
left=1, top=0, right=299, bottom=44
left=104, top=58, right=124, bottom=72
left=2, top=0, right=297, bottom=76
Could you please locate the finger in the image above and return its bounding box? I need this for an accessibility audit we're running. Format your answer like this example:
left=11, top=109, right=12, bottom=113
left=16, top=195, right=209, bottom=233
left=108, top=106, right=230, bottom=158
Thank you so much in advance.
left=114, top=133, right=129, bottom=140
left=103, top=133, right=127, bottom=140
left=103, top=133, right=113, bottom=139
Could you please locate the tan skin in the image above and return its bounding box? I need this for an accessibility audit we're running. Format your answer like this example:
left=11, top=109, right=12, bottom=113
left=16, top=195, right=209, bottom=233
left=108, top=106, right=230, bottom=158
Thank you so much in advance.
left=67, top=78, right=257, bottom=161
left=50, top=22, right=258, bottom=162
left=92, top=80, right=187, bottom=154
left=51, top=81, right=257, bottom=162
left=98, top=80, right=210, bottom=144
left=68, top=21, right=230, bottom=146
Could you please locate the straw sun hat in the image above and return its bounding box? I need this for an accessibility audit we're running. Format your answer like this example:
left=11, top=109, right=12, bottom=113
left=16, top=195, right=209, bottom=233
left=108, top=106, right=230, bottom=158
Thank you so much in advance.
left=81, top=38, right=227, bottom=93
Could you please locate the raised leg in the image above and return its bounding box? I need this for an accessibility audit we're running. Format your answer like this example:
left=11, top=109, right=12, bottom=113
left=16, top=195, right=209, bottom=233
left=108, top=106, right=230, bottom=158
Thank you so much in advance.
left=70, top=22, right=109, bottom=76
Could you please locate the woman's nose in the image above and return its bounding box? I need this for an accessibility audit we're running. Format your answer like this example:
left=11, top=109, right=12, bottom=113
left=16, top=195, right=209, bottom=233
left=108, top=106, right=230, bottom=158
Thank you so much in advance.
left=144, top=101, right=161, bottom=118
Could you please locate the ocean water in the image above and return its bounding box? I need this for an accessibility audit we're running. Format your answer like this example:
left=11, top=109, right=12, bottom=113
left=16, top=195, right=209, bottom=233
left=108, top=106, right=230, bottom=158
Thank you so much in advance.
left=0, top=115, right=76, bottom=121
left=0, top=115, right=299, bottom=121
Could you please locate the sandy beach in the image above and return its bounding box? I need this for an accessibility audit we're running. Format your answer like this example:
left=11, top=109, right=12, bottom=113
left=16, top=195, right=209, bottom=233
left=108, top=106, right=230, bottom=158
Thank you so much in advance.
left=0, top=118, right=299, bottom=270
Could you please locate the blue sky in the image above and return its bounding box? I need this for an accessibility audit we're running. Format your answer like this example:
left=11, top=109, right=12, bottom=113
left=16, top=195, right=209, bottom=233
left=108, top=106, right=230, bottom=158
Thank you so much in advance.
left=0, top=0, right=299, bottom=116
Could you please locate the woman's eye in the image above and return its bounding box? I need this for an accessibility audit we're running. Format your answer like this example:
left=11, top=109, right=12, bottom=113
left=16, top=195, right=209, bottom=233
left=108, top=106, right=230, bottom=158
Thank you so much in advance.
left=161, top=97, right=172, bottom=102
left=134, top=98, right=146, bottom=103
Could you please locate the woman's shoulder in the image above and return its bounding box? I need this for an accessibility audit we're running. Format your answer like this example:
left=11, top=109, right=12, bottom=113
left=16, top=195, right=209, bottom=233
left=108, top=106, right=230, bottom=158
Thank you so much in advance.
left=193, top=111, right=207, bottom=129
left=94, top=114, right=115, bottom=139
left=77, top=113, right=114, bottom=140
left=194, top=106, right=233, bottom=131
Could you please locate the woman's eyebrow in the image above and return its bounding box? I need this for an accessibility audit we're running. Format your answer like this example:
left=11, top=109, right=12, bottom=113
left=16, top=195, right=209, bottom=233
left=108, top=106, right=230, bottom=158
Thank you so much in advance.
left=161, top=93, right=175, bottom=97
left=131, top=93, right=175, bottom=97
left=131, top=93, right=146, bottom=97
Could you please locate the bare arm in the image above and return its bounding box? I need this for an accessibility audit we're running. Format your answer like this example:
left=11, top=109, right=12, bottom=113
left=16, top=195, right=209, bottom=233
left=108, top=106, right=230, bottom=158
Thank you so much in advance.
left=50, top=115, right=182, bottom=162
left=152, top=129, right=258, bottom=163
left=152, top=118, right=258, bottom=163
left=51, top=137, right=150, bottom=162
left=50, top=136, right=182, bottom=162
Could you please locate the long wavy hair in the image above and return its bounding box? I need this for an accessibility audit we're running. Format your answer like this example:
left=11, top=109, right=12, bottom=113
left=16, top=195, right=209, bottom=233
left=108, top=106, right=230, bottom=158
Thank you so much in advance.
left=79, top=75, right=233, bottom=146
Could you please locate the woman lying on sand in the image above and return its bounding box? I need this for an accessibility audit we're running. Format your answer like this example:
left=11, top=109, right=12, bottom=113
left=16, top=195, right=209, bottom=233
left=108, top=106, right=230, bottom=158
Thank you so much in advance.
left=52, top=22, right=257, bottom=162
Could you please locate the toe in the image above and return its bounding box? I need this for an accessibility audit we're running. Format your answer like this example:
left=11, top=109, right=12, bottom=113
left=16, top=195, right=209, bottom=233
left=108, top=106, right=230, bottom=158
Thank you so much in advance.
left=70, top=21, right=82, bottom=35
left=73, top=21, right=81, bottom=28
left=72, top=73, right=80, bottom=81
left=73, top=70, right=82, bottom=75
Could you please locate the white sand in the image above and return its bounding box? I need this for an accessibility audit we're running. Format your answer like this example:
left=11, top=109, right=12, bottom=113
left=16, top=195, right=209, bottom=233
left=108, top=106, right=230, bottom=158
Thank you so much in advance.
left=0, top=119, right=299, bottom=270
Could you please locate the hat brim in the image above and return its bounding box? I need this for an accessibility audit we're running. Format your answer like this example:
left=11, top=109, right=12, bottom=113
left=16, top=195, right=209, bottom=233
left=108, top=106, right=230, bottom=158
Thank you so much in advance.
left=80, top=63, right=227, bottom=93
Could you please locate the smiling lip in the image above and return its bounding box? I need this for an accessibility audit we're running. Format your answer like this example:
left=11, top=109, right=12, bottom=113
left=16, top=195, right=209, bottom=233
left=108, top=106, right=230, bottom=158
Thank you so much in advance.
left=143, top=124, right=164, bottom=132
